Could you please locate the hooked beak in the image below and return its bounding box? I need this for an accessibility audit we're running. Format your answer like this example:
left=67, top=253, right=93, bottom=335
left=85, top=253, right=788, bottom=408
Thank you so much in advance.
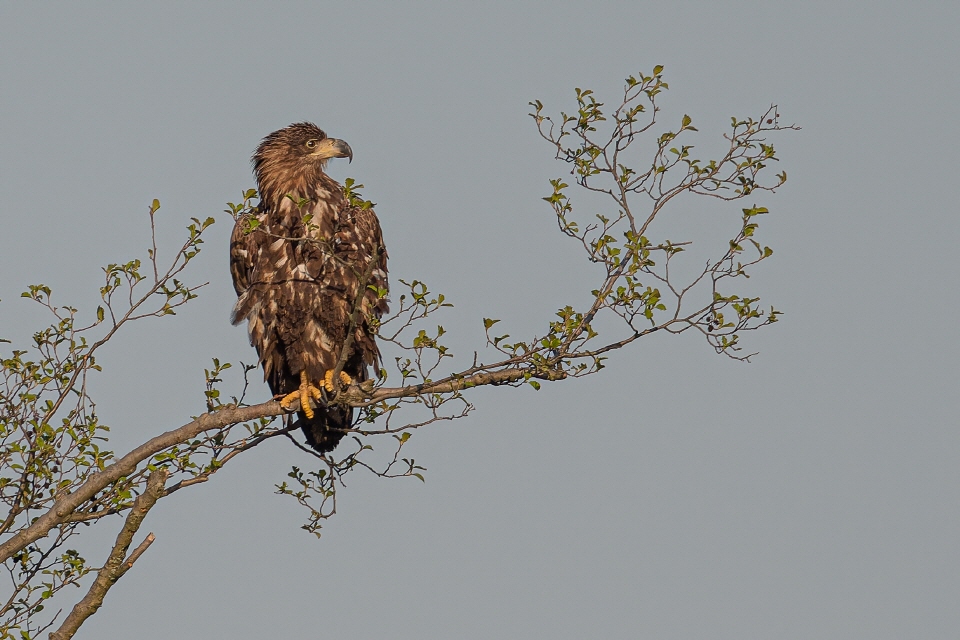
left=312, top=137, right=353, bottom=163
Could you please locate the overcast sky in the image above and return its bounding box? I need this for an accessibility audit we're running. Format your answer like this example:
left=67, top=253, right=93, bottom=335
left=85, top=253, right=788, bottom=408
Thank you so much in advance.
left=2, top=2, right=959, bottom=638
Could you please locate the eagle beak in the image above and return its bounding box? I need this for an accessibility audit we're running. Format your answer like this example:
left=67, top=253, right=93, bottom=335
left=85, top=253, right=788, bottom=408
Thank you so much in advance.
left=332, top=138, right=353, bottom=164
left=313, top=138, right=353, bottom=163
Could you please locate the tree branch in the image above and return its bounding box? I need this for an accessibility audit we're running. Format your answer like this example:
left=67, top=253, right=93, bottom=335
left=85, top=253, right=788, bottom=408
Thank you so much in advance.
left=48, top=469, right=167, bottom=640
left=0, top=402, right=273, bottom=563
left=0, top=366, right=563, bottom=564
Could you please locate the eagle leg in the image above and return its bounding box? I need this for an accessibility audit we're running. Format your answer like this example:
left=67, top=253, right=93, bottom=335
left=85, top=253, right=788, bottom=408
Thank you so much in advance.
left=323, top=370, right=354, bottom=393
left=280, top=370, right=324, bottom=419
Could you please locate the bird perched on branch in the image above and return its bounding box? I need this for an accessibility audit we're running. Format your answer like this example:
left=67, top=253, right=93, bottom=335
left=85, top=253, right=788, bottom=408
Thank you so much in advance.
left=230, top=122, right=388, bottom=453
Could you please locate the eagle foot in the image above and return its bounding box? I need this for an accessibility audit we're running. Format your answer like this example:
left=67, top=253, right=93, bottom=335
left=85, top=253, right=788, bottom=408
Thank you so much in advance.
left=323, top=370, right=354, bottom=393
left=280, top=371, right=324, bottom=419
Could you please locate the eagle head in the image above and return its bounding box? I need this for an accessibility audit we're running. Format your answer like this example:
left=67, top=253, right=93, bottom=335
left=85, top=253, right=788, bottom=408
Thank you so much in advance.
left=252, top=122, right=353, bottom=206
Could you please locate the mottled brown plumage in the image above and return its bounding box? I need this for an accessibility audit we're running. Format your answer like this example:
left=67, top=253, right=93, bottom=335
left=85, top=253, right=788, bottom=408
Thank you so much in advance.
left=230, top=123, right=388, bottom=452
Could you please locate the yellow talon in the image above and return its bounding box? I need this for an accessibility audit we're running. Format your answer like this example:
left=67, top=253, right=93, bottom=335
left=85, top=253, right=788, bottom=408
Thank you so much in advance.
left=280, top=370, right=323, bottom=419
left=323, top=370, right=354, bottom=392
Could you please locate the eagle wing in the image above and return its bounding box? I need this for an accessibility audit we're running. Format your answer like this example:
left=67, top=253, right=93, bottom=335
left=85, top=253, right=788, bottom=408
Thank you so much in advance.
left=323, top=204, right=389, bottom=371
left=228, top=211, right=260, bottom=297
left=229, top=208, right=288, bottom=392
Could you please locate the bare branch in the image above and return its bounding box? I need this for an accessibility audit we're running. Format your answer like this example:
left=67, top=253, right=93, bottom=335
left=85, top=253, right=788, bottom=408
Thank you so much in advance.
left=48, top=469, right=167, bottom=640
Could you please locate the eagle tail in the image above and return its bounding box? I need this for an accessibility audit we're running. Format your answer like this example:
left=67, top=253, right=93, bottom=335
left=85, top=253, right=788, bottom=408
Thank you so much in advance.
left=293, top=406, right=352, bottom=454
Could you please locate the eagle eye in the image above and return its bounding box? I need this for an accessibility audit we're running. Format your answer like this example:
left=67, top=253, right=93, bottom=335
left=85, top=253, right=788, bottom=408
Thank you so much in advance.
left=305, top=139, right=317, bottom=149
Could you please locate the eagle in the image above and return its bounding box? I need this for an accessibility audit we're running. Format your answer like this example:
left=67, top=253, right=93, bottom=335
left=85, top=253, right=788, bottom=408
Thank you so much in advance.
left=230, top=122, right=388, bottom=453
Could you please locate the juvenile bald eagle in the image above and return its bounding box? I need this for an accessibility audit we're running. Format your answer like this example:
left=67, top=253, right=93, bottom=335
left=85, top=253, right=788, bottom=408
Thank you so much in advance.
left=230, top=123, right=388, bottom=453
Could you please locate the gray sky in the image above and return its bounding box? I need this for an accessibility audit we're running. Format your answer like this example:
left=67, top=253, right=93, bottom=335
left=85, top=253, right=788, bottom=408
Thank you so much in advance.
left=2, top=2, right=958, bottom=638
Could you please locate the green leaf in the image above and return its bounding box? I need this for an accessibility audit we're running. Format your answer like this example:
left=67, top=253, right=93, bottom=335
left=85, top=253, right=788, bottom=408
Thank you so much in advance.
left=483, top=318, right=500, bottom=330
